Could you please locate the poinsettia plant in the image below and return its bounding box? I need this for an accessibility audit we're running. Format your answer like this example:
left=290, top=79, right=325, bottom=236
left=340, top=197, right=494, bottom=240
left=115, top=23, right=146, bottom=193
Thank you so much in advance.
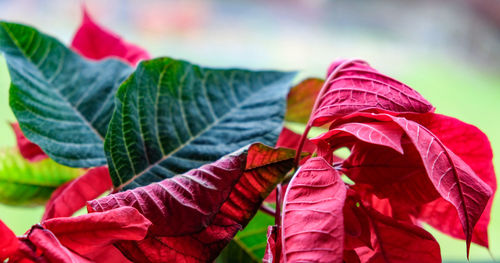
left=0, top=6, right=496, bottom=263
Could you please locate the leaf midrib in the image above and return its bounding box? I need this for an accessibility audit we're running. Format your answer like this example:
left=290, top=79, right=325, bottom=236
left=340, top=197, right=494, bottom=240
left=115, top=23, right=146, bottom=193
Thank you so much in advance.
left=1, top=22, right=106, bottom=142
left=116, top=74, right=287, bottom=189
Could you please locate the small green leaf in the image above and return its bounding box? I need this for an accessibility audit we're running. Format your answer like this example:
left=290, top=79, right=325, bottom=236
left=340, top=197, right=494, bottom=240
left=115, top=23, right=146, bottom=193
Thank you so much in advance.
left=0, top=22, right=132, bottom=167
left=0, top=149, right=81, bottom=206
left=106, top=57, right=295, bottom=189
left=217, top=211, right=274, bottom=263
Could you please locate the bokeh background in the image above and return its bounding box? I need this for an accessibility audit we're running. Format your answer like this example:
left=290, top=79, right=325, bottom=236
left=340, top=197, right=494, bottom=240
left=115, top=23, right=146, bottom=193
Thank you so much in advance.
left=0, top=0, right=499, bottom=262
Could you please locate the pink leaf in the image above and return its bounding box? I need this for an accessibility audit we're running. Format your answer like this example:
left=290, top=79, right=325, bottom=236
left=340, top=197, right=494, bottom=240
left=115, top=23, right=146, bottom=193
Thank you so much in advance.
left=276, top=127, right=316, bottom=154
left=0, top=219, right=18, bottom=261
left=358, top=207, right=441, bottom=263
left=43, top=207, right=151, bottom=256
left=389, top=115, right=492, bottom=255
left=311, top=59, right=434, bottom=126
left=42, top=166, right=112, bottom=220
left=87, top=143, right=295, bottom=262
left=10, top=122, right=48, bottom=162
left=405, top=113, right=497, bottom=248
left=312, top=121, right=404, bottom=154
left=71, top=7, right=150, bottom=65
left=281, top=157, right=347, bottom=263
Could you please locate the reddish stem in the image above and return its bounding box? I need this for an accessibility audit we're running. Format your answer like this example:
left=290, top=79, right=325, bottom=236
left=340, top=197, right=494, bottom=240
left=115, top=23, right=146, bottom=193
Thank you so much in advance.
left=259, top=203, right=276, bottom=216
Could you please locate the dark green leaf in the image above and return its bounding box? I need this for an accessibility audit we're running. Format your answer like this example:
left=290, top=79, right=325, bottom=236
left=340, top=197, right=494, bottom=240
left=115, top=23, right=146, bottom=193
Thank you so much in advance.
left=105, top=57, right=295, bottom=189
left=0, top=149, right=81, bottom=206
left=0, top=22, right=132, bottom=167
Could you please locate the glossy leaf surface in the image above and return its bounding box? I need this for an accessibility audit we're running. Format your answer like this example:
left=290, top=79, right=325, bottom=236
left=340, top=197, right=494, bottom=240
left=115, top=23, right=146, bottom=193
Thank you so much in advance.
left=88, top=143, right=295, bottom=262
left=105, top=57, right=295, bottom=190
left=42, top=166, right=112, bottom=220
left=282, top=157, right=346, bottom=263
left=311, top=60, right=434, bottom=126
left=0, top=149, right=80, bottom=205
left=0, top=22, right=133, bottom=167
left=71, top=8, right=150, bottom=65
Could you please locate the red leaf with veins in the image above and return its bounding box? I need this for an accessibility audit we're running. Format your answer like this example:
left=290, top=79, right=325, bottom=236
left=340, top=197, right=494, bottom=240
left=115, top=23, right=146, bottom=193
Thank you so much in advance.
left=10, top=122, right=47, bottom=162
left=389, top=115, right=492, bottom=255
left=0, top=219, right=18, bottom=261
left=42, top=166, right=112, bottom=220
left=71, top=7, right=150, bottom=66
left=311, top=59, right=434, bottom=126
left=20, top=225, right=92, bottom=263
left=358, top=207, right=441, bottom=263
left=43, top=207, right=151, bottom=256
left=87, top=143, right=295, bottom=262
left=344, top=142, right=440, bottom=205
left=312, top=121, right=404, bottom=154
left=404, top=113, right=496, bottom=247
left=281, top=157, right=346, bottom=263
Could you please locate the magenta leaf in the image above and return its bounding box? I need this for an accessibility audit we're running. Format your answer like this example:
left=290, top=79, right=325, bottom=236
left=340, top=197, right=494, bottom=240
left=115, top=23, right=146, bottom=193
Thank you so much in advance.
left=313, top=121, right=404, bottom=154
left=359, top=207, right=441, bottom=263
left=405, top=113, right=497, bottom=247
left=87, top=143, right=295, bottom=262
left=263, top=225, right=279, bottom=263
left=71, top=7, right=150, bottom=65
left=42, top=166, right=112, bottom=220
left=311, top=59, right=434, bottom=126
left=0, top=219, right=18, bottom=261
left=10, top=122, right=47, bottom=162
left=43, top=207, right=151, bottom=257
left=281, top=157, right=347, bottom=263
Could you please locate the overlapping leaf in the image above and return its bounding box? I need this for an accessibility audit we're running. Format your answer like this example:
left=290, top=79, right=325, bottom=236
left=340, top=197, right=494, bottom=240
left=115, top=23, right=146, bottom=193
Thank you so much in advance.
left=0, top=219, right=17, bottom=261
left=281, top=157, right=346, bottom=263
left=71, top=7, right=150, bottom=65
left=42, top=166, right=112, bottom=220
left=88, top=143, right=295, bottom=262
left=0, top=22, right=133, bottom=167
left=310, top=59, right=434, bottom=126
left=105, top=57, right=295, bottom=190
left=285, top=78, right=323, bottom=124
left=0, top=149, right=81, bottom=205
left=10, top=122, right=47, bottom=162
left=404, top=113, right=496, bottom=247
left=357, top=207, right=441, bottom=263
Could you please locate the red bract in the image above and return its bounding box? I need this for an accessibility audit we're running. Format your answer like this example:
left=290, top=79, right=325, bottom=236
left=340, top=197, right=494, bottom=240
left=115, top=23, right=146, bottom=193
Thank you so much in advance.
left=0, top=219, right=18, bottom=261
left=87, top=144, right=295, bottom=262
left=310, top=59, right=434, bottom=126
left=71, top=7, right=150, bottom=65
left=281, top=157, right=347, bottom=263
left=43, top=166, right=112, bottom=220
left=10, top=122, right=48, bottom=162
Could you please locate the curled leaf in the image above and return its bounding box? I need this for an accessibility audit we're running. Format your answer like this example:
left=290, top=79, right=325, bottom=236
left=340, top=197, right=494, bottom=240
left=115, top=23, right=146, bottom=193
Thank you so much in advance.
left=311, top=59, right=434, bottom=126
left=42, top=166, right=112, bottom=220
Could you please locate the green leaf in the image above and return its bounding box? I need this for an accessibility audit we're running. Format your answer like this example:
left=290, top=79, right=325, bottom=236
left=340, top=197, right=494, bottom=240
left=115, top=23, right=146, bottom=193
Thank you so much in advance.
left=217, top=211, right=274, bottom=262
left=105, top=57, right=295, bottom=189
left=0, top=149, right=81, bottom=206
left=0, top=22, right=133, bottom=167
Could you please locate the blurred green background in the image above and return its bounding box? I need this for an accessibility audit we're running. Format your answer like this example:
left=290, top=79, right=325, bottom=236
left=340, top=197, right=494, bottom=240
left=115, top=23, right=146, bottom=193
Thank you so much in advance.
left=0, top=0, right=499, bottom=262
